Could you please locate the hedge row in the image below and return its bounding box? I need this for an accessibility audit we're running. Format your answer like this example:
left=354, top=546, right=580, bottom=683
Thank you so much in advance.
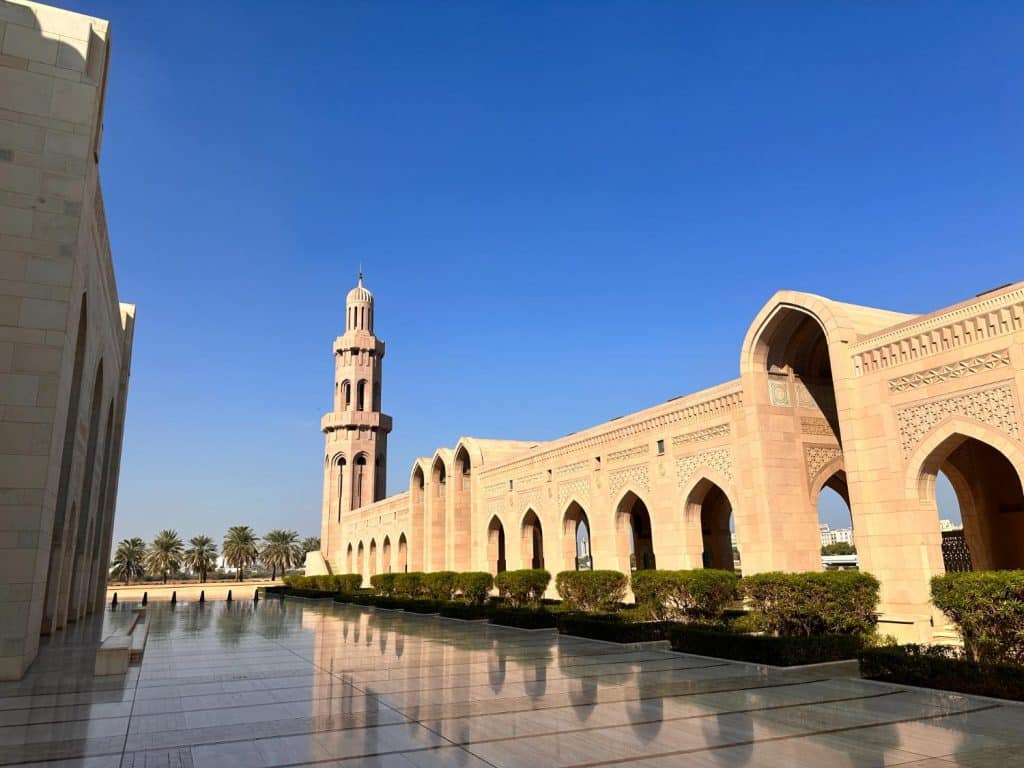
left=283, top=574, right=363, bottom=593
left=670, top=623, right=864, bottom=666
left=931, top=571, right=1024, bottom=665
left=369, top=571, right=496, bottom=604
left=494, top=570, right=551, bottom=607
left=860, top=644, right=1024, bottom=701
left=556, top=613, right=673, bottom=643
left=743, top=571, right=880, bottom=637
left=556, top=571, right=628, bottom=612
left=631, top=569, right=739, bottom=622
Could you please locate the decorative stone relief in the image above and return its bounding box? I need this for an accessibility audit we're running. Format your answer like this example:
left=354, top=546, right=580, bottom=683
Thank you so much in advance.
left=768, top=376, right=791, bottom=407
left=674, top=447, right=734, bottom=489
left=484, top=482, right=506, bottom=498
left=609, top=463, right=649, bottom=496
left=896, top=382, right=1020, bottom=458
left=795, top=381, right=819, bottom=409
left=557, top=460, right=588, bottom=477
left=672, top=423, right=730, bottom=446
left=557, top=477, right=590, bottom=508
left=517, top=488, right=543, bottom=510
left=800, top=417, right=833, bottom=436
left=804, top=445, right=842, bottom=486
left=486, top=499, right=504, bottom=519
left=889, top=350, right=1012, bottom=393
left=607, top=445, right=649, bottom=465
left=514, top=471, right=546, bottom=488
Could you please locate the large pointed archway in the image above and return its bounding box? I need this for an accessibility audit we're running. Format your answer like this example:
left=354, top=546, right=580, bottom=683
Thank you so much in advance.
left=521, top=510, right=544, bottom=570
left=562, top=501, right=592, bottom=571
left=487, top=516, right=507, bottom=575
left=684, top=478, right=737, bottom=571
left=615, top=491, right=655, bottom=572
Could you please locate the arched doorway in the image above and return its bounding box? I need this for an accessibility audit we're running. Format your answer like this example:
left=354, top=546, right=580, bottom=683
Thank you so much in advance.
left=615, top=492, right=655, bottom=571
left=816, top=469, right=855, bottom=568
left=452, top=445, right=473, bottom=571
left=562, top=502, right=592, bottom=571
left=346, top=543, right=353, bottom=573
left=917, top=433, right=1024, bottom=572
left=685, top=479, right=735, bottom=571
left=410, top=464, right=425, bottom=570
left=429, top=456, right=447, bottom=571
left=521, top=510, right=544, bottom=570
left=397, top=533, right=408, bottom=573
left=369, top=539, right=377, bottom=576
left=382, top=536, right=392, bottom=573
left=356, top=541, right=365, bottom=576
left=487, top=516, right=507, bottom=575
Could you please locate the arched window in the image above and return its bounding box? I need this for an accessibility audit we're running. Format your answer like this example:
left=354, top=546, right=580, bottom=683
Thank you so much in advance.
left=341, top=380, right=352, bottom=409
left=353, top=455, right=367, bottom=509
left=356, top=380, right=367, bottom=411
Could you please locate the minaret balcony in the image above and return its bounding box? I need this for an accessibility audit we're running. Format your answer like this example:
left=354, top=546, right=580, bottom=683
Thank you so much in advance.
left=321, top=410, right=393, bottom=434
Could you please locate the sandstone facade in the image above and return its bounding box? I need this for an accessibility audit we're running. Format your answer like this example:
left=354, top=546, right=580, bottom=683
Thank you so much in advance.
left=0, top=1, right=133, bottom=679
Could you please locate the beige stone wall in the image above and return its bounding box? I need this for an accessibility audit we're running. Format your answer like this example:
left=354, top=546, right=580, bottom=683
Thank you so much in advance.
left=0, top=1, right=133, bottom=679
left=321, top=281, right=1024, bottom=642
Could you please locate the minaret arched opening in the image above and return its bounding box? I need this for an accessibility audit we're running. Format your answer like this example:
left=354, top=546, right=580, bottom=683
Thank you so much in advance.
left=452, top=445, right=473, bottom=571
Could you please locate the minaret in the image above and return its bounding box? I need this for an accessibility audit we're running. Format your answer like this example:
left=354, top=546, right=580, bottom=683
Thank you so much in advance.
left=321, top=272, right=392, bottom=568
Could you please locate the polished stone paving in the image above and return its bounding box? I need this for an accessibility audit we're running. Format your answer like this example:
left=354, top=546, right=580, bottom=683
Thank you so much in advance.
left=1, top=600, right=1023, bottom=767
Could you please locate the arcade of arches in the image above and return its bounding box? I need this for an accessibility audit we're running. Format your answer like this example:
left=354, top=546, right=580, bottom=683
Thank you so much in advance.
left=313, top=278, right=1024, bottom=643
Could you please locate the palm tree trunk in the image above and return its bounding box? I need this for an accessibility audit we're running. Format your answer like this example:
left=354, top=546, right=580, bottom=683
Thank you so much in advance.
left=271, top=565, right=276, bottom=581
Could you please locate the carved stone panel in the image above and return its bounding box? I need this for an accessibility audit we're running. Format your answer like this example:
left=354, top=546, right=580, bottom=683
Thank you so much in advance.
left=896, top=382, right=1020, bottom=458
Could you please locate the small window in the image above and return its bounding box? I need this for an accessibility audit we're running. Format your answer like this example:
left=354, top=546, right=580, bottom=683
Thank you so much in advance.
left=547, top=469, right=552, bottom=483
left=508, top=479, right=513, bottom=491
left=656, top=439, right=665, bottom=456
left=594, top=456, right=601, bottom=471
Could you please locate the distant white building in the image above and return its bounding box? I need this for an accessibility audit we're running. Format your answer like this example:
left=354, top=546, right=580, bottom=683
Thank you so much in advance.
left=819, top=524, right=855, bottom=547
left=939, top=519, right=962, bottom=532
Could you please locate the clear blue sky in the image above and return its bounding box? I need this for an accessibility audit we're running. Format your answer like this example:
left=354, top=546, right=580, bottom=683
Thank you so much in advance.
left=64, top=1, right=1021, bottom=543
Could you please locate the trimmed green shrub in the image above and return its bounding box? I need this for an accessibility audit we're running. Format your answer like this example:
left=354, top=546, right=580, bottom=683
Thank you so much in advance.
left=490, top=606, right=558, bottom=629
left=440, top=602, right=495, bottom=620
left=860, top=644, right=1024, bottom=701
left=454, top=572, right=494, bottom=605
left=556, top=570, right=628, bottom=612
left=742, top=571, right=879, bottom=637
left=370, top=573, right=397, bottom=596
left=930, top=571, right=1024, bottom=665
left=494, top=569, right=551, bottom=608
left=670, top=624, right=863, bottom=666
left=282, top=574, right=362, bottom=593
left=422, top=571, right=458, bottom=601
left=557, top=613, right=673, bottom=643
left=631, top=569, right=739, bottom=622
left=393, top=572, right=425, bottom=597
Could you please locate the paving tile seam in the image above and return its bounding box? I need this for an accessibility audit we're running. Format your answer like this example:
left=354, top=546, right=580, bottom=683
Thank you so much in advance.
left=559, top=702, right=1006, bottom=768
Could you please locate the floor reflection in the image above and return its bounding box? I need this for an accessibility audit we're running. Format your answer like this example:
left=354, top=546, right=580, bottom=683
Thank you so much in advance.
left=0, top=600, right=1021, bottom=768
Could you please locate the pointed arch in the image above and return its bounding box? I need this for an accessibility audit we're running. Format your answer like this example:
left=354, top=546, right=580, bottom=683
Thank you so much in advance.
left=352, top=453, right=368, bottom=510
left=397, top=532, right=409, bottom=573
left=368, top=538, right=377, bottom=576
left=409, top=459, right=428, bottom=571
left=346, top=543, right=353, bottom=573
left=683, top=475, right=738, bottom=571
left=428, top=450, right=451, bottom=571
left=452, top=443, right=473, bottom=571
left=520, top=509, right=544, bottom=570
left=613, top=489, right=655, bottom=572
left=562, top=500, right=592, bottom=571
left=356, top=541, right=365, bottom=576
left=382, top=535, right=392, bottom=574
left=487, top=515, right=507, bottom=575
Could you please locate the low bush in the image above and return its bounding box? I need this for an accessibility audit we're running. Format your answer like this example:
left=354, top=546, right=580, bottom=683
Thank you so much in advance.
left=631, top=569, right=739, bottom=622
left=860, top=644, right=1024, bottom=701
left=422, top=571, right=458, bottom=601
left=742, top=571, right=879, bottom=637
left=440, top=602, right=496, bottom=620
left=490, top=606, right=558, bottom=629
left=494, top=569, right=551, bottom=608
left=455, top=572, right=494, bottom=605
left=393, top=572, right=425, bottom=598
left=556, top=570, right=628, bottom=613
left=282, top=574, right=362, bottom=593
left=370, top=573, right=397, bottom=596
left=930, top=571, right=1024, bottom=665
left=557, top=613, right=673, bottom=643
left=669, top=624, right=863, bottom=666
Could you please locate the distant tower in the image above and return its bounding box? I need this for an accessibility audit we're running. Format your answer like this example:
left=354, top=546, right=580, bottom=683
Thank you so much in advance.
left=321, top=272, right=392, bottom=567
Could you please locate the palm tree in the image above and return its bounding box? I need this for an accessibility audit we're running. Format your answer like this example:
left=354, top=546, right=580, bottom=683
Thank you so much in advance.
left=261, top=529, right=302, bottom=580
left=111, top=537, right=146, bottom=584
left=223, top=526, right=260, bottom=582
left=145, top=529, right=184, bottom=584
left=301, top=536, right=321, bottom=554
left=184, top=535, right=218, bottom=583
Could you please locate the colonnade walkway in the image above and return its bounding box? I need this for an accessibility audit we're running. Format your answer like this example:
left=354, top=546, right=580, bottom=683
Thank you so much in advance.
left=0, top=600, right=1022, bottom=767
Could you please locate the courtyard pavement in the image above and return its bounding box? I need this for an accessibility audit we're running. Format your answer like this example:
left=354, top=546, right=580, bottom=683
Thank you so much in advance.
left=1, top=600, right=1023, bottom=767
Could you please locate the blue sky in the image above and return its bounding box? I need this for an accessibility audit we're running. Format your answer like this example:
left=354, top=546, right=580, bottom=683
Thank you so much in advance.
left=62, top=1, right=1021, bottom=543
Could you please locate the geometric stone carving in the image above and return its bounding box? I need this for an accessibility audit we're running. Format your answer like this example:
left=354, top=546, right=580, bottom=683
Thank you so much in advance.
left=607, top=445, right=649, bottom=465
left=557, top=460, right=589, bottom=477
left=558, top=477, right=590, bottom=508
left=672, top=423, right=730, bottom=447
left=804, top=444, right=842, bottom=486
left=609, top=463, right=650, bottom=496
left=514, top=471, right=546, bottom=489
left=896, top=382, right=1020, bottom=458
left=801, top=417, right=833, bottom=436
left=674, top=447, right=734, bottom=489
left=768, top=375, right=791, bottom=407
left=517, top=487, right=544, bottom=510
left=795, top=381, right=817, bottom=409
left=889, top=350, right=1012, bottom=393
left=484, top=482, right=506, bottom=498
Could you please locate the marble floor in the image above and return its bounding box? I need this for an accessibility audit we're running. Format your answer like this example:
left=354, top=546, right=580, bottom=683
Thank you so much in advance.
left=1, top=600, right=1023, bottom=768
